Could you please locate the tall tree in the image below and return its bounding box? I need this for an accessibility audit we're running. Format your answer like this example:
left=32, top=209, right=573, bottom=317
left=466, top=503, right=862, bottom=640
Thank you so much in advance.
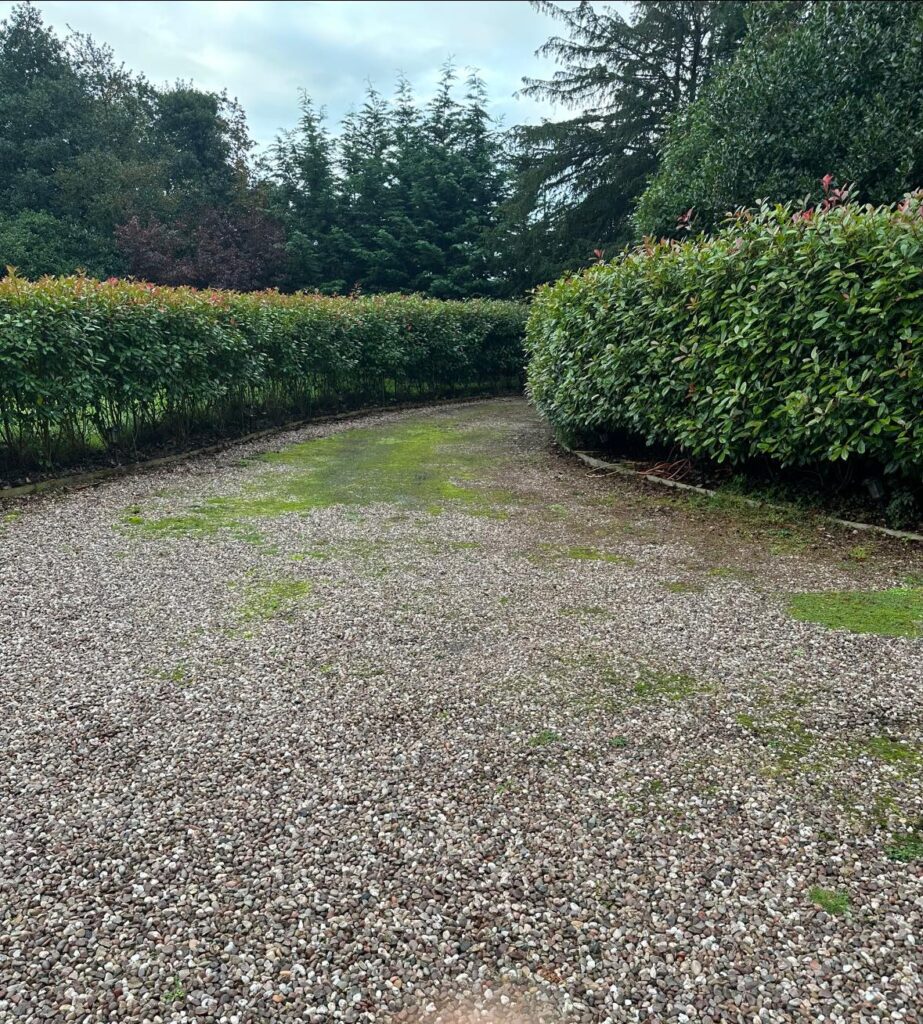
left=437, top=70, right=507, bottom=296
left=336, top=84, right=400, bottom=290
left=0, top=1, right=90, bottom=215
left=497, top=0, right=748, bottom=286
left=0, top=2, right=124, bottom=274
left=270, top=94, right=341, bottom=290
left=382, top=74, right=429, bottom=292
left=55, top=28, right=161, bottom=240
left=635, top=1, right=923, bottom=235
left=0, top=3, right=509, bottom=296
left=154, top=85, right=239, bottom=213
left=412, top=62, right=468, bottom=295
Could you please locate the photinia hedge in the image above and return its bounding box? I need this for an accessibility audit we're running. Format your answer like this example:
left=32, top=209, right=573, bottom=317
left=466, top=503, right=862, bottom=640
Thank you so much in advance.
left=0, top=276, right=527, bottom=475
left=527, top=192, right=923, bottom=484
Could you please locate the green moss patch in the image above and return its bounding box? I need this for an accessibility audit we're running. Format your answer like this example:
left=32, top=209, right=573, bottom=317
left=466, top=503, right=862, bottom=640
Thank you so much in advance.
left=787, top=587, right=923, bottom=637
left=528, top=729, right=562, bottom=747
left=887, top=827, right=923, bottom=863
left=235, top=578, right=312, bottom=621
left=860, top=736, right=922, bottom=766
left=126, top=413, right=516, bottom=541
left=736, top=710, right=814, bottom=769
left=665, top=580, right=702, bottom=594
left=632, top=670, right=712, bottom=702
left=155, top=664, right=192, bottom=685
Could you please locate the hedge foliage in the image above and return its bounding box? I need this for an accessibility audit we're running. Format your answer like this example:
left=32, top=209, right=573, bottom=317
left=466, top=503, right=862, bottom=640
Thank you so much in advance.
left=527, top=196, right=923, bottom=482
left=0, top=276, right=526, bottom=474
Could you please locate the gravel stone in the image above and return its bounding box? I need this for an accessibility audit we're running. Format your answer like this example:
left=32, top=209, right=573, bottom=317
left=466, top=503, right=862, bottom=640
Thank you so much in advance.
left=0, top=397, right=920, bottom=1023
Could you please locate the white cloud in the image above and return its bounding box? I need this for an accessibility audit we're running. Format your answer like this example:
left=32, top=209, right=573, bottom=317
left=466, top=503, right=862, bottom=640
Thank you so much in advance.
left=0, top=0, right=631, bottom=148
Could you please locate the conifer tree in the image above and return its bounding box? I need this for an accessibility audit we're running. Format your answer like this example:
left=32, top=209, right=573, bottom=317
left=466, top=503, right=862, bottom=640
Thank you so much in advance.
left=270, top=94, right=340, bottom=290
left=497, top=0, right=748, bottom=284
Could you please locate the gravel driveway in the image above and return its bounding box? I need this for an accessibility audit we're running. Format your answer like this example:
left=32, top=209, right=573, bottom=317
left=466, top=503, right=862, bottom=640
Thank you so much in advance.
left=1, top=397, right=921, bottom=1024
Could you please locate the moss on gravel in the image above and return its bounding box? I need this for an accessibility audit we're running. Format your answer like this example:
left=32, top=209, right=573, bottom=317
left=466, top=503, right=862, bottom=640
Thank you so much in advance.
left=665, top=580, right=702, bottom=594
left=528, top=729, right=562, bottom=747
left=809, top=887, right=850, bottom=915
left=860, top=735, right=922, bottom=766
left=887, top=827, right=923, bottom=863
left=787, top=587, right=923, bottom=637
left=235, top=578, right=312, bottom=621
left=125, top=413, right=517, bottom=541
left=632, top=669, right=713, bottom=702
left=736, top=710, right=815, bottom=769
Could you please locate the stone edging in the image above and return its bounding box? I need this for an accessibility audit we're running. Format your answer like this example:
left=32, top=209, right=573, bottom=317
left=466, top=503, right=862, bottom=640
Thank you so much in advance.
left=562, top=444, right=923, bottom=544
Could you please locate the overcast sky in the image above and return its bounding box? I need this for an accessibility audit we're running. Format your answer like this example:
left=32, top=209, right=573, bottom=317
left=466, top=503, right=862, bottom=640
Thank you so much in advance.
left=1, top=1, right=633, bottom=149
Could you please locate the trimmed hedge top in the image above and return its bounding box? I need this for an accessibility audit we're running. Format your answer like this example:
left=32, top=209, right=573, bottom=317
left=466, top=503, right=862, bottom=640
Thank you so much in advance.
left=0, top=276, right=526, bottom=474
left=527, top=194, right=923, bottom=482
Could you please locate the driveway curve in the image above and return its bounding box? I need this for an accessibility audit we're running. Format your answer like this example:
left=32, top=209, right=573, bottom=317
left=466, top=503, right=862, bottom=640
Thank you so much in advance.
left=1, top=398, right=921, bottom=1023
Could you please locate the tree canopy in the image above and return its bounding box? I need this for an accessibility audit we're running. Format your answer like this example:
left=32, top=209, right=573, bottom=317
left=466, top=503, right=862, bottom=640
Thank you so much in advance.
left=635, top=0, right=923, bottom=236
left=494, top=0, right=749, bottom=285
left=2, top=0, right=922, bottom=296
left=0, top=3, right=505, bottom=295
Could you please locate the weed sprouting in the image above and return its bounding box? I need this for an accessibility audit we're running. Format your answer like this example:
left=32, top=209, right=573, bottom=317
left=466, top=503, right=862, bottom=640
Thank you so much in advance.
left=164, top=979, right=186, bottom=1003
left=887, top=826, right=923, bottom=863
left=808, top=887, right=850, bottom=915
left=529, top=729, right=562, bottom=747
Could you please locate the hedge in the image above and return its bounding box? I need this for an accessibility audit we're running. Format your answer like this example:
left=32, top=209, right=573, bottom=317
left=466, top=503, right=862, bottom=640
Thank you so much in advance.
left=527, top=195, right=923, bottom=484
left=0, top=276, right=527, bottom=475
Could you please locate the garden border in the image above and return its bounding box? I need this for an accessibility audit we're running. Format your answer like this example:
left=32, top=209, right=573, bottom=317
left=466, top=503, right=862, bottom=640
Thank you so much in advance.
left=562, top=444, right=923, bottom=544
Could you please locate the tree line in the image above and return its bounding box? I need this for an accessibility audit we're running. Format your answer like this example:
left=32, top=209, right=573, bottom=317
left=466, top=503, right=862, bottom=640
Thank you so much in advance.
left=0, top=3, right=505, bottom=295
left=2, top=1, right=921, bottom=296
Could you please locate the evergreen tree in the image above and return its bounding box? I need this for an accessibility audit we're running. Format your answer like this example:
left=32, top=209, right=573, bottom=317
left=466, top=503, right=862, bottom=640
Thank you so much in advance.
left=270, top=94, right=340, bottom=290
left=0, top=3, right=508, bottom=296
left=635, top=1, right=923, bottom=235
left=497, top=0, right=748, bottom=287
left=440, top=70, right=507, bottom=296
left=383, top=74, right=429, bottom=292
left=414, top=63, right=466, bottom=295
left=336, top=85, right=399, bottom=290
left=265, top=67, right=513, bottom=296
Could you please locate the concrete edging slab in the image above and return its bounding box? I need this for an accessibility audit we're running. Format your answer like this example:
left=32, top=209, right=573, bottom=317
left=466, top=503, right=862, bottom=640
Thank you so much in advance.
left=562, top=444, right=923, bottom=544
